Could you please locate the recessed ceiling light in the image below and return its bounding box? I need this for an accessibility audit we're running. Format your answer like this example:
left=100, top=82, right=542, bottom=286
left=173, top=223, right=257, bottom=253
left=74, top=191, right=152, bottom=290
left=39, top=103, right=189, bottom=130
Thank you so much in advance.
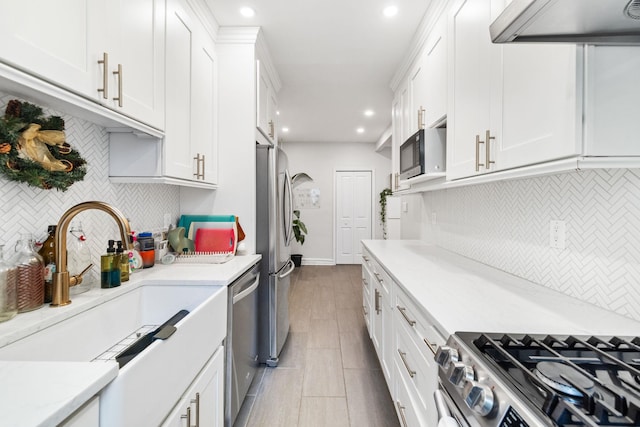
left=357, top=127, right=365, bottom=134
left=383, top=5, right=398, bottom=17
left=276, top=110, right=280, bottom=116
left=240, top=7, right=255, bottom=17
left=364, top=110, right=375, bottom=117
left=282, top=127, right=289, bottom=133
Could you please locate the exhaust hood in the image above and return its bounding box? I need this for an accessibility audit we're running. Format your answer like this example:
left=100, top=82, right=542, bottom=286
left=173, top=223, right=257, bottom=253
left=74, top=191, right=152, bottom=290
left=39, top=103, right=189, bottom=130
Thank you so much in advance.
left=490, top=0, right=640, bottom=44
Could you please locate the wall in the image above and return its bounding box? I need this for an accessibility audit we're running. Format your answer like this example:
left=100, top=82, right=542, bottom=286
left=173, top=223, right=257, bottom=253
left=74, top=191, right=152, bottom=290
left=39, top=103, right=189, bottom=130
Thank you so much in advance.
left=409, top=168, right=640, bottom=322
left=282, top=141, right=392, bottom=264
left=0, top=93, right=180, bottom=286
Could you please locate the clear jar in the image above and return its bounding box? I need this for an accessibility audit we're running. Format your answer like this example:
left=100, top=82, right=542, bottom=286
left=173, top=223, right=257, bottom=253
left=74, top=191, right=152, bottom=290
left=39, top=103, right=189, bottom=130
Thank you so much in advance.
left=68, top=221, right=94, bottom=295
left=0, top=244, right=18, bottom=322
left=14, top=233, right=44, bottom=312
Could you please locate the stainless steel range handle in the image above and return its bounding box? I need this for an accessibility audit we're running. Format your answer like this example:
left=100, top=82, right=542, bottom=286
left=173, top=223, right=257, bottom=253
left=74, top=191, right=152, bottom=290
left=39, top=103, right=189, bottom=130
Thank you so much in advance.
left=284, top=169, right=294, bottom=245
left=434, top=389, right=463, bottom=427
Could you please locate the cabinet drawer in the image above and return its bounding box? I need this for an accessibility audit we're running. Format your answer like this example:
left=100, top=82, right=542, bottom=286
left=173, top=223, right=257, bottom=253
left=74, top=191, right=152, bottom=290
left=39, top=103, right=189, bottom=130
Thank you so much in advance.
left=370, top=261, right=393, bottom=304
left=395, top=317, right=439, bottom=420
left=393, top=351, right=428, bottom=427
left=395, top=286, right=446, bottom=361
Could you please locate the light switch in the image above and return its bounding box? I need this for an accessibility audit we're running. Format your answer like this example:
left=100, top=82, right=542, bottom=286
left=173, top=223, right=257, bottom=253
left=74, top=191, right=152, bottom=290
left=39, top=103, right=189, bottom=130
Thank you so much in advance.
left=549, top=220, right=566, bottom=249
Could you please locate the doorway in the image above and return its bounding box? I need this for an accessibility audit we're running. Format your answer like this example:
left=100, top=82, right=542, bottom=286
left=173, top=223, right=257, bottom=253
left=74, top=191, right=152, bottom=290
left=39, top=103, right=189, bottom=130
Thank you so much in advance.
left=335, top=170, right=373, bottom=264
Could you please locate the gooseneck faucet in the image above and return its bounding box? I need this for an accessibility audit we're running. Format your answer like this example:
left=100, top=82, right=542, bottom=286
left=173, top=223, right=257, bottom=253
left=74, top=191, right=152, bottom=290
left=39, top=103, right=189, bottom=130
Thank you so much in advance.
left=51, top=201, right=132, bottom=307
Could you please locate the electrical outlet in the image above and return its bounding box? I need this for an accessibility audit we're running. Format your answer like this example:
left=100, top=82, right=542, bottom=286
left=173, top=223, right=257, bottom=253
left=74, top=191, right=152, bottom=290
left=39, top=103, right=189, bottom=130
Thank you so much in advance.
left=431, top=212, right=437, bottom=225
left=549, top=220, right=566, bottom=249
left=163, top=213, right=172, bottom=229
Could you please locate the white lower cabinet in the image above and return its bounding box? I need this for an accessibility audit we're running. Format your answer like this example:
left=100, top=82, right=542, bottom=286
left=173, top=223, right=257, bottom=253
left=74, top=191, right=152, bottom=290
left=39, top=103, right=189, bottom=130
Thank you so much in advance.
left=162, top=345, right=224, bottom=427
left=362, top=260, right=373, bottom=337
left=362, top=247, right=447, bottom=427
left=60, top=396, right=99, bottom=427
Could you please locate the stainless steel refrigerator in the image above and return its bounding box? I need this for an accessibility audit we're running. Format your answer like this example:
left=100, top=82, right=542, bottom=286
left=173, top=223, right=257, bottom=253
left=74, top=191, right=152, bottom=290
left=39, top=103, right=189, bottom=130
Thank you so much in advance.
left=256, top=144, right=295, bottom=367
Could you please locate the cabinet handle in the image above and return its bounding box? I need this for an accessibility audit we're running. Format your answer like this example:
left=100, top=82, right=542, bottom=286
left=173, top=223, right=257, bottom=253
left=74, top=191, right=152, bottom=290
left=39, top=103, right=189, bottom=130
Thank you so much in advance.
left=475, top=134, right=485, bottom=171
left=112, top=63, right=123, bottom=107
left=418, top=106, right=426, bottom=129
left=181, top=406, right=191, bottom=427
left=362, top=277, right=368, bottom=287
left=397, top=305, right=416, bottom=326
left=396, top=401, right=409, bottom=427
left=191, top=392, right=200, bottom=427
left=363, top=255, right=370, bottom=262
left=268, top=120, right=274, bottom=138
left=200, top=155, right=206, bottom=180
left=423, top=337, right=438, bottom=356
left=373, top=272, right=383, bottom=283
left=394, top=172, right=399, bottom=190
left=398, top=349, right=416, bottom=378
left=485, top=130, right=495, bottom=170
left=374, top=289, right=381, bottom=314
left=363, top=305, right=368, bottom=316
left=193, top=153, right=205, bottom=179
left=97, top=52, right=108, bottom=99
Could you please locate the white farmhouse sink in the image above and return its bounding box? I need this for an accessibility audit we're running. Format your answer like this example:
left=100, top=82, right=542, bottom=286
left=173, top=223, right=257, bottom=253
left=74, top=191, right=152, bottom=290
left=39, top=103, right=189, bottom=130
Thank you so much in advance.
left=0, top=283, right=228, bottom=427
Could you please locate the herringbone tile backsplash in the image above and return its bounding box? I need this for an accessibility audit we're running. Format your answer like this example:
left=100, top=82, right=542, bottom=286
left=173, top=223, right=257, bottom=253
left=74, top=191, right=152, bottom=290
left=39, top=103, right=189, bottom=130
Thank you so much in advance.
left=0, top=93, right=180, bottom=279
left=422, top=169, right=640, bottom=322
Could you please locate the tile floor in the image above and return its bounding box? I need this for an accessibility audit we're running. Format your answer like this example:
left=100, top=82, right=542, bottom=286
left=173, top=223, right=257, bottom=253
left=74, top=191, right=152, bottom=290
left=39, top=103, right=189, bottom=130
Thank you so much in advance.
left=234, top=265, right=400, bottom=427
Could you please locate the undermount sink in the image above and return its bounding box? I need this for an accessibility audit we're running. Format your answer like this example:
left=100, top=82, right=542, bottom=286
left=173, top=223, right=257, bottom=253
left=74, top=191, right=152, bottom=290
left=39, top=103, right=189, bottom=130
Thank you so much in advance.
left=0, top=282, right=228, bottom=427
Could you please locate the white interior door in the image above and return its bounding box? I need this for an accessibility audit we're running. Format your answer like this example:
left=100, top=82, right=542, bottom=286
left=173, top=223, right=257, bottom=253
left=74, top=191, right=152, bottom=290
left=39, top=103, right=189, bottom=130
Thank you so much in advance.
left=336, top=170, right=372, bottom=264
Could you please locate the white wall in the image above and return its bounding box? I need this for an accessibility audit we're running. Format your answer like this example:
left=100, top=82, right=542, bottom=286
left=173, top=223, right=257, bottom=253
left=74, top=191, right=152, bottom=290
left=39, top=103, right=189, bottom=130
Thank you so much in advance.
left=405, top=169, right=640, bottom=322
left=282, top=141, right=392, bottom=264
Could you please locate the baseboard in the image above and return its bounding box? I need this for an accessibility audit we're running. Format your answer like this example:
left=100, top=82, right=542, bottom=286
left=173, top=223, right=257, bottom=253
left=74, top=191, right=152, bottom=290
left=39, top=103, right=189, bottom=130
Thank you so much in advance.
left=300, top=258, right=335, bottom=266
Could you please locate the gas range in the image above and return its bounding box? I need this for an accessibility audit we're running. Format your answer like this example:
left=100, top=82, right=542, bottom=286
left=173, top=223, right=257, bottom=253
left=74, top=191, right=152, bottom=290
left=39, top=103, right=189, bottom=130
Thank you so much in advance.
left=436, top=332, right=640, bottom=427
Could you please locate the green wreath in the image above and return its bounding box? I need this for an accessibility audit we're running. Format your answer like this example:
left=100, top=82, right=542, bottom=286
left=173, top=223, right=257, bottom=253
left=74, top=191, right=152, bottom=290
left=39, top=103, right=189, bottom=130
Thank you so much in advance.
left=0, top=99, right=87, bottom=191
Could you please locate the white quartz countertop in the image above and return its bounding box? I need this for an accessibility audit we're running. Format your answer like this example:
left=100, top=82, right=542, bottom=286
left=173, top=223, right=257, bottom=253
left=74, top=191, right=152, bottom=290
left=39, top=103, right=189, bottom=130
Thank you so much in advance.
left=362, top=240, right=640, bottom=337
left=0, top=254, right=261, bottom=427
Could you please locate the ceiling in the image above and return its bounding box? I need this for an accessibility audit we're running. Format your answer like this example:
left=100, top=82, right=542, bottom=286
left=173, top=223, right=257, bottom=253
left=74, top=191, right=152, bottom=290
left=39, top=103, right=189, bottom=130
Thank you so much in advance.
left=205, top=0, right=432, bottom=145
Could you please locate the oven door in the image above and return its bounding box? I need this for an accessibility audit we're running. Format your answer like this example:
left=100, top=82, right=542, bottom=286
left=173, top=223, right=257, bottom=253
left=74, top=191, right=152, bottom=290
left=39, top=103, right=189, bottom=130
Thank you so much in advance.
left=434, top=381, right=474, bottom=427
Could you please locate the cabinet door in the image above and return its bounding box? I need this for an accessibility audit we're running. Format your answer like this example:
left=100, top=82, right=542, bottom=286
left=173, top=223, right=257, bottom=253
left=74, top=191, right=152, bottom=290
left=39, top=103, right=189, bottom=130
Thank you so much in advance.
left=162, top=346, right=224, bottom=427
left=191, top=27, right=218, bottom=184
left=164, top=0, right=195, bottom=180
left=408, top=53, right=428, bottom=134
left=111, top=0, right=165, bottom=129
left=0, top=0, right=107, bottom=99
left=497, top=44, right=580, bottom=170
left=447, top=0, right=500, bottom=180
left=256, top=59, right=272, bottom=140
left=424, top=12, right=448, bottom=128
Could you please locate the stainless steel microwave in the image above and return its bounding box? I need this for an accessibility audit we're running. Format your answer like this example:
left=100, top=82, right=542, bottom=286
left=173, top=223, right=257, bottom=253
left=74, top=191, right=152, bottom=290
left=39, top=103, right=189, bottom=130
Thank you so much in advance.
left=399, top=128, right=446, bottom=180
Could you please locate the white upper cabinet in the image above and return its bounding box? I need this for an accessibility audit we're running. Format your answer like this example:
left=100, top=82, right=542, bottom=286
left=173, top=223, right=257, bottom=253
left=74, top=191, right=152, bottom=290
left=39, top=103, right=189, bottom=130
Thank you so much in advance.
left=256, top=59, right=279, bottom=143
left=408, top=53, right=428, bottom=135
left=423, top=12, right=448, bottom=128
left=164, top=0, right=218, bottom=185
left=447, top=0, right=581, bottom=180
left=0, top=0, right=164, bottom=129
left=0, top=0, right=107, bottom=98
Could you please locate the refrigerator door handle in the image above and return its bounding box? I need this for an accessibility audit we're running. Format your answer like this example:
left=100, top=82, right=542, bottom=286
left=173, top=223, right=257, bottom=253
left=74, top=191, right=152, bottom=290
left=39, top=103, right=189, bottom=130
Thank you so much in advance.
left=284, top=169, right=294, bottom=245
left=278, top=259, right=296, bottom=279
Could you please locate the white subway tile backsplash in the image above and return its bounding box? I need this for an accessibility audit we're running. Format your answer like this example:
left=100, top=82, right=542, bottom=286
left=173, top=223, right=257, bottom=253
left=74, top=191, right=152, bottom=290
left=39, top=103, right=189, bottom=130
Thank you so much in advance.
left=422, top=169, right=640, bottom=322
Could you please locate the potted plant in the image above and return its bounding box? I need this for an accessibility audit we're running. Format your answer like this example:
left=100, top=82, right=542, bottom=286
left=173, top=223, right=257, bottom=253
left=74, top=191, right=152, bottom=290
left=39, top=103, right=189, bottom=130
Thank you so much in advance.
left=379, top=188, right=393, bottom=240
left=291, top=209, right=307, bottom=267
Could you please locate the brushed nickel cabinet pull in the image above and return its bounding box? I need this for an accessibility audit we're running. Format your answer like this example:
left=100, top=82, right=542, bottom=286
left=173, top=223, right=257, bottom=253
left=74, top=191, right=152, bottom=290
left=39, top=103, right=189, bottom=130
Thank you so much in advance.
left=362, top=277, right=368, bottom=287
left=363, top=305, right=368, bottom=316
left=475, top=134, right=484, bottom=172
left=97, top=52, right=108, bottom=99
left=193, top=154, right=205, bottom=179
left=181, top=406, right=191, bottom=426
left=191, top=392, right=200, bottom=427
left=396, top=401, right=409, bottom=427
left=374, top=272, right=383, bottom=283
left=398, top=349, right=416, bottom=378
left=418, top=106, right=426, bottom=129
left=112, top=64, right=123, bottom=107
left=485, top=130, right=495, bottom=170
left=374, top=289, right=381, bottom=314
left=397, top=306, right=416, bottom=326
left=423, top=337, right=437, bottom=356
left=268, top=120, right=274, bottom=138
left=200, top=155, right=205, bottom=180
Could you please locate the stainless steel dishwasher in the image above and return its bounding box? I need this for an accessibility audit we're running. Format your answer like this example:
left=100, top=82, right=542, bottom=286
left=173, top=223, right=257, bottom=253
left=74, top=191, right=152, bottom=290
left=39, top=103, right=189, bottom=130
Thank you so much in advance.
left=225, top=262, right=260, bottom=427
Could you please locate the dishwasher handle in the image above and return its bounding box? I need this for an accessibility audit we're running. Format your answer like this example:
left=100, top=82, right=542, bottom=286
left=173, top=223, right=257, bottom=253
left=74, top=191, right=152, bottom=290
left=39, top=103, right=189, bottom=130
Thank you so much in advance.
left=232, top=273, right=260, bottom=304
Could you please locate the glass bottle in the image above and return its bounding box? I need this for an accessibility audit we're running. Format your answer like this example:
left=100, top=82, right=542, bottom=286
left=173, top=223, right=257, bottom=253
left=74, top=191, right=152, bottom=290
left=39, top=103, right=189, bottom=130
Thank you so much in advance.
left=38, top=225, right=56, bottom=303
left=0, top=244, right=18, bottom=322
left=68, top=221, right=94, bottom=295
left=14, top=233, right=44, bottom=312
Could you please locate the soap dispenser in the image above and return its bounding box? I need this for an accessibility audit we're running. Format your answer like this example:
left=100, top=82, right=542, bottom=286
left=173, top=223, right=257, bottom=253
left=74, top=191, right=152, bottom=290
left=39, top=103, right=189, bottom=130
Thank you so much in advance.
left=100, top=240, right=121, bottom=289
left=116, top=240, right=129, bottom=282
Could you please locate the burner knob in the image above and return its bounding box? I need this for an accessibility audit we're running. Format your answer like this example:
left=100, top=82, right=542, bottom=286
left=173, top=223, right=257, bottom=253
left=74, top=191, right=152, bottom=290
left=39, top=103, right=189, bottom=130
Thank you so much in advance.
left=462, top=381, right=495, bottom=417
left=448, top=362, right=474, bottom=387
left=434, top=346, right=459, bottom=370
